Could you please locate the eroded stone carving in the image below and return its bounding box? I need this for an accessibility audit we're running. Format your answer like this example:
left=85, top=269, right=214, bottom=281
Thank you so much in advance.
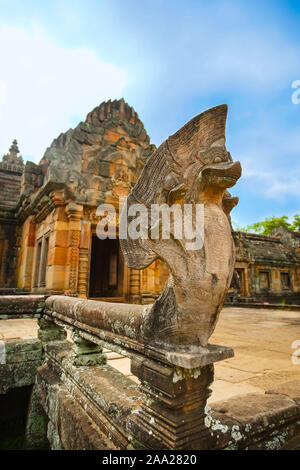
left=121, top=104, right=241, bottom=351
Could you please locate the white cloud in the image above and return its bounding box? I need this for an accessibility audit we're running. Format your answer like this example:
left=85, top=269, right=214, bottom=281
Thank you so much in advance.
left=0, top=26, right=127, bottom=162
left=241, top=157, right=300, bottom=200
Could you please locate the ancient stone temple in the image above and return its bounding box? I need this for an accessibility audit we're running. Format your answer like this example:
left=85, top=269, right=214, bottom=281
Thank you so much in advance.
left=231, top=229, right=300, bottom=305
left=1, top=99, right=168, bottom=302
left=0, top=99, right=299, bottom=306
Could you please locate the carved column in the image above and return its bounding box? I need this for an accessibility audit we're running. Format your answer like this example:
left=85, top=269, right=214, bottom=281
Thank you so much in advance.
left=129, top=356, right=215, bottom=450
left=37, top=236, right=48, bottom=288
left=129, top=268, right=141, bottom=303
left=244, top=265, right=250, bottom=297
left=78, top=220, right=91, bottom=298
left=20, top=216, right=36, bottom=289
left=65, top=203, right=83, bottom=296
left=141, top=267, right=155, bottom=304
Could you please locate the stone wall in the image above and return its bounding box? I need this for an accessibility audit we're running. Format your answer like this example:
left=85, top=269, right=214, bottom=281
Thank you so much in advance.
left=231, top=231, right=300, bottom=305
left=0, top=141, right=24, bottom=289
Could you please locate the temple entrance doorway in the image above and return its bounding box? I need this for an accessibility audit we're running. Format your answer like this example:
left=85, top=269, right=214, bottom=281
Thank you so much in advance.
left=236, top=268, right=245, bottom=296
left=89, top=237, right=126, bottom=301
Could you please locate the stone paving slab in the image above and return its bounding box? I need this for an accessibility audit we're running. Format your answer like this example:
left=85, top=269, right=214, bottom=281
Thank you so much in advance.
left=208, top=306, right=300, bottom=403
left=0, top=318, right=38, bottom=340
left=209, top=380, right=263, bottom=403
left=245, top=368, right=300, bottom=390
left=214, top=364, right=256, bottom=383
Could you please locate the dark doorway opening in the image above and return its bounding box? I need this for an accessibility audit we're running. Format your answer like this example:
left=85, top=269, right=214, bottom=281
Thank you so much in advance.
left=89, top=237, right=125, bottom=299
left=236, top=268, right=245, bottom=296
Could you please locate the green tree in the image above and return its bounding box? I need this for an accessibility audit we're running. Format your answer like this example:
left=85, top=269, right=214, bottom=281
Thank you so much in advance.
left=232, top=215, right=300, bottom=235
left=291, top=214, right=300, bottom=231
left=246, top=216, right=291, bottom=235
left=231, top=220, right=247, bottom=232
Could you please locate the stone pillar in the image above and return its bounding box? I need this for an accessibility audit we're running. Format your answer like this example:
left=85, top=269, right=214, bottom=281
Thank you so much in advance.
left=78, top=220, right=91, bottom=298
left=37, top=317, right=67, bottom=343
left=129, top=268, right=141, bottom=303
left=141, top=267, right=156, bottom=304
left=46, top=194, right=68, bottom=293
left=17, top=216, right=36, bottom=289
left=129, top=356, right=215, bottom=450
left=37, top=236, right=48, bottom=288
left=65, top=203, right=83, bottom=296
left=71, top=332, right=106, bottom=366
left=244, top=265, right=250, bottom=297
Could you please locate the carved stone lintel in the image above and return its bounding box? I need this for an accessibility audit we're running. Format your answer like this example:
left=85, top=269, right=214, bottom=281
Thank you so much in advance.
left=129, top=355, right=215, bottom=450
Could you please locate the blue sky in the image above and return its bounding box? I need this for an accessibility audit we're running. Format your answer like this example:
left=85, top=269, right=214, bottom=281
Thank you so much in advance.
left=0, top=0, right=300, bottom=227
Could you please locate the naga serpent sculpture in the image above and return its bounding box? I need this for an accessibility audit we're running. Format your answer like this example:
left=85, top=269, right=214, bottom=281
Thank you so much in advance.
left=45, top=105, right=241, bottom=362
left=121, top=104, right=241, bottom=352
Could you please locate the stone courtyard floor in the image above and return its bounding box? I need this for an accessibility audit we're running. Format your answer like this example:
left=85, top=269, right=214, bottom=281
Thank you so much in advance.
left=1, top=306, right=300, bottom=404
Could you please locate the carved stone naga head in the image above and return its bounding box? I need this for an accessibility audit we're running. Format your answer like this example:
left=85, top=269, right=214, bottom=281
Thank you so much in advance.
left=121, top=105, right=241, bottom=352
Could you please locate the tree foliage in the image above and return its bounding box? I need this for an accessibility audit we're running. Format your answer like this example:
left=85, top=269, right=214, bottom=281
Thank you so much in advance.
left=232, top=214, right=300, bottom=235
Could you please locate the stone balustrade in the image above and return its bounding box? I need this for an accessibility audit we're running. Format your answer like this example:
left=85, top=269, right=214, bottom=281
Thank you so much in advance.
left=25, top=294, right=300, bottom=450
left=0, top=294, right=300, bottom=449
left=0, top=294, right=45, bottom=319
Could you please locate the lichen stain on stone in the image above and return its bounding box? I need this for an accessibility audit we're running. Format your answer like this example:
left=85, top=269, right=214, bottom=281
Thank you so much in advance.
left=265, top=431, right=288, bottom=450
left=231, top=425, right=243, bottom=442
left=204, top=413, right=229, bottom=434
left=244, top=423, right=252, bottom=433
left=173, top=366, right=201, bottom=383
left=124, top=325, right=136, bottom=339
left=113, top=320, right=122, bottom=334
